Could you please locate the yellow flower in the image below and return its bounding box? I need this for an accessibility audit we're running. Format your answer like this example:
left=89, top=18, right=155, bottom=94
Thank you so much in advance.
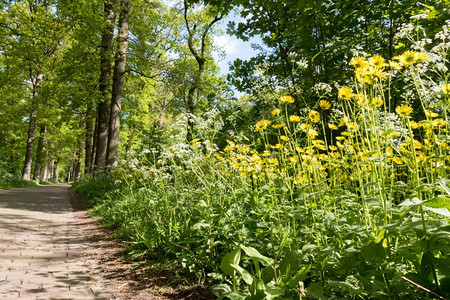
left=372, top=97, right=383, bottom=107
left=280, top=95, right=295, bottom=104
left=369, top=55, right=386, bottom=68
left=393, top=157, right=403, bottom=165
left=319, top=100, right=331, bottom=110
left=350, top=57, right=369, bottom=69
left=338, top=117, right=348, bottom=127
left=410, top=120, right=422, bottom=129
left=442, top=83, right=450, bottom=96
left=255, top=119, right=272, bottom=132
left=394, top=50, right=428, bottom=67
left=389, top=60, right=402, bottom=70
left=300, top=123, right=311, bottom=131
left=425, top=109, right=439, bottom=118
left=329, top=145, right=338, bottom=151
left=307, top=128, right=318, bottom=139
left=308, top=110, right=320, bottom=123
left=347, top=122, right=359, bottom=131
left=280, top=135, right=290, bottom=141
left=395, top=104, right=413, bottom=117
left=328, top=123, right=339, bottom=130
left=338, top=86, right=353, bottom=100
left=272, top=123, right=284, bottom=129
left=272, top=108, right=281, bottom=116
left=289, top=115, right=301, bottom=122
left=266, top=158, right=279, bottom=165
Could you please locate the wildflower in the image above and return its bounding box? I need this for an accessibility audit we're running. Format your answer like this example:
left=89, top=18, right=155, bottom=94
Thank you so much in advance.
left=255, top=119, right=272, bottom=132
left=319, top=100, right=331, bottom=110
left=347, top=122, right=359, bottom=131
left=328, top=123, right=339, bottom=130
left=299, top=123, right=311, bottom=131
left=393, top=157, right=403, bottom=165
left=308, top=110, right=320, bottom=123
left=269, top=108, right=282, bottom=116
left=280, top=95, right=295, bottom=104
left=369, top=55, right=386, bottom=68
left=425, top=109, right=439, bottom=118
left=329, top=145, right=338, bottom=151
left=266, top=158, right=279, bottom=165
left=350, top=56, right=369, bottom=69
left=289, top=115, right=301, bottom=122
left=389, top=60, right=402, bottom=70
left=442, top=83, right=450, bottom=96
left=394, top=50, right=428, bottom=67
left=338, top=117, right=348, bottom=127
left=372, top=97, right=383, bottom=107
left=280, top=135, right=290, bottom=141
left=395, top=104, right=413, bottom=117
left=272, top=123, right=284, bottom=129
left=338, top=86, right=353, bottom=100
left=307, top=128, right=318, bottom=139
left=410, top=120, right=422, bottom=129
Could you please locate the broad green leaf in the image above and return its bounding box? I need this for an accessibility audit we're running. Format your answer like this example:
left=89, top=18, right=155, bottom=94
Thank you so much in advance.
left=219, top=291, right=248, bottom=300
left=261, top=266, right=275, bottom=284
left=264, top=282, right=287, bottom=298
left=230, top=263, right=254, bottom=285
left=424, top=207, right=450, bottom=218
left=302, top=244, right=317, bottom=253
left=220, top=247, right=241, bottom=277
left=240, top=245, right=273, bottom=267
left=278, top=249, right=299, bottom=279
left=398, top=197, right=423, bottom=207
left=423, top=197, right=450, bottom=209
left=438, top=180, right=450, bottom=195
left=360, top=241, right=386, bottom=263
left=429, top=231, right=450, bottom=251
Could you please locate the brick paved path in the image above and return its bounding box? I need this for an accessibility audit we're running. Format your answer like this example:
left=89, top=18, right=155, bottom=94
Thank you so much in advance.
left=0, top=184, right=105, bottom=299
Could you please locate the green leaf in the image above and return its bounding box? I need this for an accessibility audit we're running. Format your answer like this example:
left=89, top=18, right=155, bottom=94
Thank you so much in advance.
left=360, top=241, right=386, bottom=263
left=261, top=266, right=275, bottom=284
left=398, top=197, right=423, bottom=207
left=302, top=244, right=317, bottom=253
left=287, top=265, right=311, bottom=289
left=438, top=180, right=450, bottom=196
left=429, top=231, right=450, bottom=251
left=424, top=207, right=450, bottom=218
left=230, top=263, right=254, bottom=285
left=220, top=247, right=241, bottom=277
left=423, top=196, right=450, bottom=209
left=240, top=245, right=273, bottom=267
left=264, top=282, right=287, bottom=299
left=219, top=291, right=248, bottom=300
left=278, top=249, right=299, bottom=279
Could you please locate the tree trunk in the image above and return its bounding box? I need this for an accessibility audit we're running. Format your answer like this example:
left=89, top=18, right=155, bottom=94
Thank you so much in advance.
left=22, top=71, right=44, bottom=181
left=33, top=125, right=47, bottom=180
left=91, top=114, right=98, bottom=169
left=52, top=159, right=59, bottom=182
left=106, top=0, right=130, bottom=166
left=94, top=0, right=116, bottom=169
left=84, top=101, right=94, bottom=174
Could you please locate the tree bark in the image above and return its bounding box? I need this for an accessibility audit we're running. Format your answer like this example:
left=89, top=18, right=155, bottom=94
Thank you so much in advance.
left=22, top=70, right=44, bottom=181
left=106, top=0, right=130, bottom=166
left=84, top=101, right=94, bottom=174
left=33, top=125, right=46, bottom=180
left=94, top=0, right=116, bottom=169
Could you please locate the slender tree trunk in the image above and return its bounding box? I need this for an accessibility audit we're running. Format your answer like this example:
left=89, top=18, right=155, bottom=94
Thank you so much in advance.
left=84, top=102, right=94, bottom=174
left=52, top=159, right=59, bottom=182
left=22, top=71, right=44, bottom=180
left=106, top=0, right=130, bottom=166
left=33, top=125, right=46, bottom=180
left=91, top=113, right=99, bottom=168
left=94, top=0, right=116, bottom=169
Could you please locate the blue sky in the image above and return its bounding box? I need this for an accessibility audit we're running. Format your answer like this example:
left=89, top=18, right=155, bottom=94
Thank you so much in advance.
left=213, top=12, right=260, bottom=76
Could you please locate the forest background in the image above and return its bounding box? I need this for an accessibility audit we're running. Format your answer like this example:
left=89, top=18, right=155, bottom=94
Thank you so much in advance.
left=1, top=0, right=450, bottom=299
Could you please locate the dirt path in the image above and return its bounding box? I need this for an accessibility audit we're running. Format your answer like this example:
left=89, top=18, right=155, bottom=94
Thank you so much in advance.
left=0, top=184, right=214, bottom=300
left=0, top=184, right=105, bottom=299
